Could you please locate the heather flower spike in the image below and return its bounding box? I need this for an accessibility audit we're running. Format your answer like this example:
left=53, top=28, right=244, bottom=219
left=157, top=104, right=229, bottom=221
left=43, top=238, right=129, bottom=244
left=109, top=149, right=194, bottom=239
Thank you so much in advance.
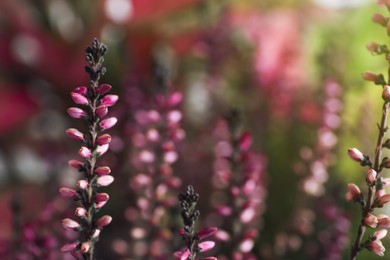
left=349, top=4, right=390, bottom=259
left=60, top=38, right=116, bottom=259
left=176, top=185, right=217, bottom=260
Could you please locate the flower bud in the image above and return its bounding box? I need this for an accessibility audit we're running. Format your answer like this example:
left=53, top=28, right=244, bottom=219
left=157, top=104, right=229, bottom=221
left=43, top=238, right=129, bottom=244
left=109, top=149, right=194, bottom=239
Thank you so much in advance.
left=62, top=218, right=80, bottom=230
left=97, top=175, right=114, bottom=186
left=96, top=106, right=108, bottom=118
left=167, top=110, right=182, bottom=124
left=345, top=183, right=362, bottom=202
left=66, top=128, right=84, bottom=141
left=68, top=160, right=83, bottom=170
left=71, top=92, right=89, bottom=105
left=362, top=71, right=379, bottom=82
left=95, top=193, right=109, bottom=203
left=366, top=42, right=381, bottom=53
left=97, top=134, right=111, bottom=145
left=96, top=84, right=112, bottom=94
left=364, top=213, right=378, bottom=228
left=96, top=215, right=112, bottom=228
left=73, top=86, right=87, bottom=95
left=77, top=180, right=88, bottom=189
left=59, top=187, right=78, bottom=199
left=378, top=214, right=390, bottom=228
left=198, top=227, right=218, bottom=240
left=347, top=148, right=364, bottom=162
left=366, top=169, right=377, bottom=185
left=377, top=194, right=390, bottom=207
left=80, top=241, right=91, bottom=253
left=101, top=95, right=118, bottom=107
left=96, top=144, right=109, bottom=156
left=374, top=229, right=388, bottom=240
left=61, top=241, right=79, bottom=252
left=67, top=107, right=86, bottom=119
left=95, top=166, right=111, bottom=176
left=198, top=241, right=215, bottom=252
left=383, top=86, right=390, bottom=101
left=372, top=13, right=388, bottom=27
left=369, top=240, right=385, bottom=256
left=75, top=207, right=86, bottom=217
left=92, top=229, right=101, bottom=238
left=100, top=117, right=117, bottom=130
left=79, top=147, right=92, bottom=158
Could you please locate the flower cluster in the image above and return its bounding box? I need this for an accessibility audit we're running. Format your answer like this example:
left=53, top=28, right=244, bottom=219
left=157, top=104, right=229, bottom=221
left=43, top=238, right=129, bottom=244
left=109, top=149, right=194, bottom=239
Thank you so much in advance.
left=59, top=38, right=117, bottom=259
left=113, top=61, right=185, bottom=258
left=300, top=79, right=342, bottom=196
left=348, top=3, right=390, bottom=258
left=175, top=185, right=217, bottom=260
left=209, top=110, right=267, bottom=259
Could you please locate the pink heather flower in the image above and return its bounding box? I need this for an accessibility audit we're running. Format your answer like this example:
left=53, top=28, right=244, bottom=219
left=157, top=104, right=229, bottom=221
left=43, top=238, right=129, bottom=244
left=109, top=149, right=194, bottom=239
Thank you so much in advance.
left=239, top=238, right=255, bottom=253
left=100, top=117, right=117, bottom=130
left=383, top=86, right=390, bottom=101
left=347, top=148, right=365, bottom=162
left=146, top=129, right=160, bottom=142
left=80, top=241, right=91, bottom=253
left=377, top=188, right=386, bottom=198
left=367, top=42, right=381, bottom=53
left=198, top=241, right=215, bottom=252
left=101, top=94, right=119, bottom=107
left=139, top=150, right=155, bottom=163
left=364, top=213, right=378, bottom=228
left=79, top=146, right=92, bottom=158
left=95, top=200, right=107, bottom=209
left=59, top=187, right=78, bottom=199
left=97, top=175, right=114, bottom=186
left=345, top=183, right=362, bottom=202
left=92, top=229, right=101, bottom=238
left=96, top=106, right=108, bottom=118
left=215, top=205, right=232, bottom=216
left=61, top=241, right=79, bottom=252
left=369, top=240, right=385, bottom=256
left=95, top=166, right=111, bottom=176
left=378, top=214, right=390, bottom=228
left=148, top=110, right=161, bottom=122
left=77, top=180, right=88, bottom=189
left=97, top=134, right=112, bottom=145
left=178, top=228, right=185, bottom=236
left=366, top=169, right=377, bottom=185
left=73, top=86, right=87, bottom=95
left=362, top=72, right=380, bottom=82
left=96, top=84, right=112, bottom=94
left=167, top=110, right=182, bottom=124
left=377, top=194, right=390, bottom=207
left=198, top=227, right=218, bottom=240
left=96, top=215, right=112, bottom=228
left=239, top=132, right=252, bottom=151
left=174, top=249, right=190, bottom=260
left=71, top=92, right=89, bottom=105
left=240, top=207, right=255, bottom=223
left=96, top=144, right=109, bottom=156
left=372, top=13, right=388, bottom=26
left=66, top=128, right=84, bottom=141
left=67, top=107, right=86, bottom=119
left=164, top=151, right=178, bottom=164
left=95, top=193, right=109, bottom=202
left=68, top=159, right=83, bottom=170
left=168, top=92, right=183, bottom=107
left=383, top=178, right=390, bottom=186
left=75, top=207, right=86, bottom=217
left=374, top=229, right=388, bottom=240
left=62, top=218, right=80, bottom=230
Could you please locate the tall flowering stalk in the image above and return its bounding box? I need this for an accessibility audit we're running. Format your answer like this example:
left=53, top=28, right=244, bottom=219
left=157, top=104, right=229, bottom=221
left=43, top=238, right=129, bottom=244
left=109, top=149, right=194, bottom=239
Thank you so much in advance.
left=60, top=38, right=118, bottom=259
left=175, top=185, right=217, bottom=260
left=210, top=110, right=267, bottom=259
left=348, top=3, right=390, bottom=259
